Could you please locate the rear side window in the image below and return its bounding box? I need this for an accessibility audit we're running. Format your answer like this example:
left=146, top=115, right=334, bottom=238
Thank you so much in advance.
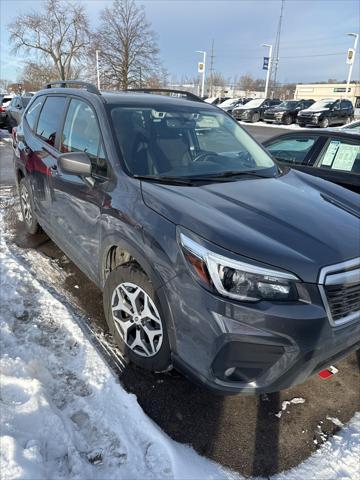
left=25, top=97, right=44, bottom=130
left=266, top=136, right=318, bottom=165
left=36, top=96, right=67, bottom=147
left=318, top=139, right=360, bottom=173
left=61, top=98, right=107, bottom=177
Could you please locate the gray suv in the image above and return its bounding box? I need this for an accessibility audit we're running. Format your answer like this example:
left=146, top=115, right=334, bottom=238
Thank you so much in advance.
left=14, top=81, right=360, bottom=394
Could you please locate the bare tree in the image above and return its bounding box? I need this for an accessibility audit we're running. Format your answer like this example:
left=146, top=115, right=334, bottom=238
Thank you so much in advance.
left=93, top=0, right=161, bottom=89
left=8, top=0, right=90, bottom=81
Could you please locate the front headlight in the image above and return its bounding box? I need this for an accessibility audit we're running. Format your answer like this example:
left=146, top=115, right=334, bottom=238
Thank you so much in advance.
left=180, top=234, right=300, bottom=302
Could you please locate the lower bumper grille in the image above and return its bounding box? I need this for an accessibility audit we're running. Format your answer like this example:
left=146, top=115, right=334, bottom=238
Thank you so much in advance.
left=319, top=258, right=360, bottom=326
left=325, top=283, right=360, bottom=322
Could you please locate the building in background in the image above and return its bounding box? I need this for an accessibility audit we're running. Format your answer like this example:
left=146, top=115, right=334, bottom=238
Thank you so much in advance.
left=294, top=83, right=360, bottom=104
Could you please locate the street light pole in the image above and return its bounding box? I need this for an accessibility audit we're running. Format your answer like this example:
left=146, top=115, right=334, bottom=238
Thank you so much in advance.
left=262, top=44, right=273, bottom=99
left=96, top=49, right=101, bottom=90
left=196, top=50, right=206, bottom=97
left=345, top=33, right=358, bottom=99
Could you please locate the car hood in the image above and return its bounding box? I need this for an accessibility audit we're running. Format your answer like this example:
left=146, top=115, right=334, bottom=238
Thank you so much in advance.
left=142, top=169, right=360, bottom=282
left=300, top=108, right=329, bottom=114
left=266, top=107, right=287, bottom=114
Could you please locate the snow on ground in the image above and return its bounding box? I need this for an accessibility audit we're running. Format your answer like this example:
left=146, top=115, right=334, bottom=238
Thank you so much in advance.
left=0, top=192, right=359, bottom=480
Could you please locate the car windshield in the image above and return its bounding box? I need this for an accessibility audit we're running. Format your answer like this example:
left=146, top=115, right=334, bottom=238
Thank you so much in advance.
left=241, top=98, right=264, bottom=109
left=108, top=105, right=276, bottom=180
left=277, top=101, right=298, bottom=109
left=307, top=99, right=334, bottom=110
left=22, top=97, right=31, bottom=107
left=219, top=98, right=240, bottom=107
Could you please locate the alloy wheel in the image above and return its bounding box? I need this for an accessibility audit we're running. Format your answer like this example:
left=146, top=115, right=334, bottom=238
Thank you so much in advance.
left=111, top=282, right=163, bottom=357
left=20, top=184, right=33, bottom=226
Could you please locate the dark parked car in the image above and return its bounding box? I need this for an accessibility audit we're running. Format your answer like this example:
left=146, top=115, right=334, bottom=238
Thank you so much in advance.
left=4, top=95, right=32, bottom=132
left=218, top=97, right=243, bottom=114
left=263, top=99, right=314, bottom=125
left=0, top=95, right=14, bottom=128
left=14, top=81, right=360, bottom=395
left=232, top=98, right=281, bottom=122
left=297, top=98, right=354, bottom=128
left=264, top=130, right=360, bottom=193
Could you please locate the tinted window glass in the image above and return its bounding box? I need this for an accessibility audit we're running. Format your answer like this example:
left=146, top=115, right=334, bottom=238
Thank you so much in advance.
left=267, top=136, right=318, bottom=164
left=61, top=99, right=107, bottom=177
left=36, top=96, right=67, bottom=147
left=318, top=139, right=360, bottom=173
left=25, top=97, right=45, bottom=131
left=109, top=106, right=275, bottom=177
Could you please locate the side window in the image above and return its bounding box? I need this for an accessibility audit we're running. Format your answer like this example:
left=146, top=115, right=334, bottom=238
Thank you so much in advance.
left=266, top=136, right=318, bottom=165
left=61, top=99, right=108, bottom=177
left=25, top=97, right=44, bottom=131
left=36, top=96, right=67, bottom=147
left=318, top=139, right=360, bottom=174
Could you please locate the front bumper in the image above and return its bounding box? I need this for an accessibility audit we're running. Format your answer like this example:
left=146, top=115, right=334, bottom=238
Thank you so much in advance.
left=264, top=113, right=283, bottom=123
left=297, top=115, right=320, bottom=125
left=161, top=271, right=360, bottom=395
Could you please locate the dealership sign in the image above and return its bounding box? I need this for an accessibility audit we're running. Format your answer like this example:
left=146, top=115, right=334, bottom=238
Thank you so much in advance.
left=263, top=57, right=269, bottom=70
left=198, top=62, right=205, bottom=73
left=347, top=48, right=355, bottom=65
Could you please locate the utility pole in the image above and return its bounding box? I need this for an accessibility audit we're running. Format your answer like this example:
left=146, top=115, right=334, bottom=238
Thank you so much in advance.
left=96, top=50, right=101, bottom=90
left=208, top=40, right=215, bottom=97
left=262, top=44, right=273, bottom=98
left=196, top=50, right=206, bottom=98
left=270, top=0, right=285, bottom=96
left=345, top=33, right=358, bottom=99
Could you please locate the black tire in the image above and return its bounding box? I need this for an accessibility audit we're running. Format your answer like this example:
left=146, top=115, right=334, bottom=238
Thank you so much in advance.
left=283, top=114, right=292, bottom=125
left=103, top=261, right=171, bottom=371
left=319, top=117, right=329, bottom=128
left=19, top=178, right=40, bottom=235
left=298, top=122, right=306, bottom=128
left=251, top=112, right=260, bottom=123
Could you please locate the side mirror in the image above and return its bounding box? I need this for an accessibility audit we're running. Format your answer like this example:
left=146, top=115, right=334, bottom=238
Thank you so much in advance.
left=58, top=151, right=92, bottom=177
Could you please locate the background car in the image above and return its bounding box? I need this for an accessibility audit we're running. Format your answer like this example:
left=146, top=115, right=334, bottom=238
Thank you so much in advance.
left=4, top=95, right=32, bottom=132
left=263, top=99, right=314, bottom=125
left=204, top=96, right=230, bottom=105
left=0, top=94, right=14, bottom=128
left=263, top=130, right=360, bottom=193
left=297, top=98, right=354, bottom=128
left=217, top=97, right=243, bottom=113
left=232, top=98, right=281, bottom=122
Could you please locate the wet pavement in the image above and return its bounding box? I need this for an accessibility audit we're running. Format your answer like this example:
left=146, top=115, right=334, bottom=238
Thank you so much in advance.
left=1, top=127, right=359, bottom=478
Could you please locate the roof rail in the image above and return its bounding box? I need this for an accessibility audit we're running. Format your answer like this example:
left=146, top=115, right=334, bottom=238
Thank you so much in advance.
left=43, top=80, right=101, bottom=95
left=125, top=88, right=203, bottom=102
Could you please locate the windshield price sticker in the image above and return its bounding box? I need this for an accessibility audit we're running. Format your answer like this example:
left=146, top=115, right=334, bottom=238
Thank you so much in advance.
left=321, top=140, right=340, bottom=166
left=331, top=144, right=359, bottom=172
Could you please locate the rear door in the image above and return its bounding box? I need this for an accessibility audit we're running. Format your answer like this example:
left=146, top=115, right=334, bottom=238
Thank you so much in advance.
left=50, top=97, right=110, bottom=281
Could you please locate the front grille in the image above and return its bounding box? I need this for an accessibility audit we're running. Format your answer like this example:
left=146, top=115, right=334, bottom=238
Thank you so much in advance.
left=319, top=259, right=360, bottom=327
left=325, top=283, right=360, bottom=322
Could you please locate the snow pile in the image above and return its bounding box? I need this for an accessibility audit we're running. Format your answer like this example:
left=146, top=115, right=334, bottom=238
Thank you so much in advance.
left=0, top=208, right=231, bottom=480
left=0, top=198, right=359, bottom=480
left=274, top=397, right=306, bottom=418
left=273, top=413, right=360, bottom=480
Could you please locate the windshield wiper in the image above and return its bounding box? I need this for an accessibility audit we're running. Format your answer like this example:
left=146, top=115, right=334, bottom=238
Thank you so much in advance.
left=190, top=170, right=274, bottom=180
left=133, top=174, right=196, bottom=185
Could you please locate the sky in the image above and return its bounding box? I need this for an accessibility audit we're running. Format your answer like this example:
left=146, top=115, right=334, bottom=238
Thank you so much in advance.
left=1, top=0, right=359, bottom=85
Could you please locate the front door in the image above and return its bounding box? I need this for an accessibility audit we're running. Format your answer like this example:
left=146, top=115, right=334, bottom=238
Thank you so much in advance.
left=50, top=97, right=110, bottom=282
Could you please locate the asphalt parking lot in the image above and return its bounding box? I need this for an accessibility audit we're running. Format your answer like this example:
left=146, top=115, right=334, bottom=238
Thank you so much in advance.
left=1, top=126, right=359, bottom=478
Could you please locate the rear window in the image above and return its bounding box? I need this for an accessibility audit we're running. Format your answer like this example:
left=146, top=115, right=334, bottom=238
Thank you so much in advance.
left=36, top=96, right=67, bottom=147
left=1, top=97, right=12, bottom=105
